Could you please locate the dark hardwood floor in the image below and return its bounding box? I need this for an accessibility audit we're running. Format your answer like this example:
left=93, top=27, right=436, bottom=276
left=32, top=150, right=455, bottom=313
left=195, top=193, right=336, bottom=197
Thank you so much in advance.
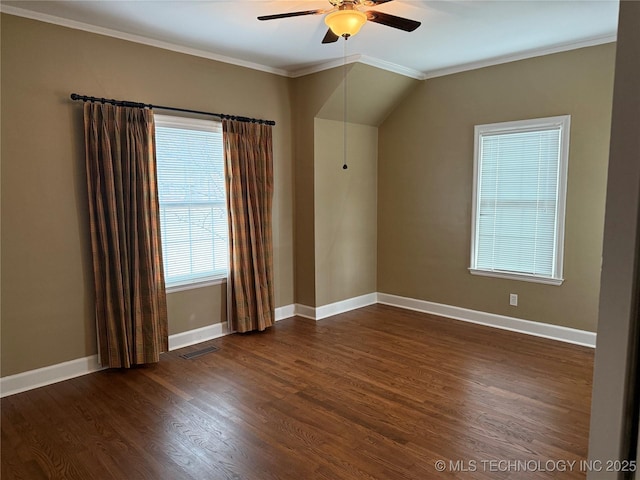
left=1, top=304, right=594, bottom=479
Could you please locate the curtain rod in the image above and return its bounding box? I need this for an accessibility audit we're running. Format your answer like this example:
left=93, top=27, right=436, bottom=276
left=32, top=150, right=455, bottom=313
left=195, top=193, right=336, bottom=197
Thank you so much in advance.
left=69, top=93, right=276, bottom=126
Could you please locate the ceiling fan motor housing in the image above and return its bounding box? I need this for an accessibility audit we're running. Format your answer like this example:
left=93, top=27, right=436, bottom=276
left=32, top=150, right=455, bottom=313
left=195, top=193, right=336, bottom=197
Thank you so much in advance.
left=325, top=7, right=368, bottom=38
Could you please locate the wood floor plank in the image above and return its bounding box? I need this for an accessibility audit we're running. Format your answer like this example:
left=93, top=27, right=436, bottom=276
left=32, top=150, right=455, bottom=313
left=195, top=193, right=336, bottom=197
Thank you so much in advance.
left=1, top=305, right=594, bottom=479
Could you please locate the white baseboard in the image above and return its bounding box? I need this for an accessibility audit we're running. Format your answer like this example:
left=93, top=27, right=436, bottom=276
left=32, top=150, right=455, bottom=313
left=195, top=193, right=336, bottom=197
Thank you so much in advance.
left=1, top=304, right=297, bottom=398
left=1, top=323, right=234, bottom=398
left=168, top=322, right=231, bottom=351
left=275, top=304, right=296, bottom=321
left=168, top=303, right=296, bottom=350
left=315, top=293, right=378, bottom=320
left=294, top=304, right=317, bottom=320
left=0, top=355, right=105, bottom=398
left=377, top=292, right=597, bottom=348
left=295, top=293, right=378, bottom=321
left=0, top=296, right=595, bottom=398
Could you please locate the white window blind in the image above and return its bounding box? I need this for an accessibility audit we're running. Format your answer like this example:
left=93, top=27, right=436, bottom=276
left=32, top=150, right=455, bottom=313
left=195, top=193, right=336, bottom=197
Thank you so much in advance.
left=154, top=115, right=228, bottom=289
left=470, top=116, right=570, bottom=285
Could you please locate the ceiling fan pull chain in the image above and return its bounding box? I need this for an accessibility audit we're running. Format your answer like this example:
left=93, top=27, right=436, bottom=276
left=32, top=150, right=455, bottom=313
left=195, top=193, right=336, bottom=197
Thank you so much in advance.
left=343, top=36, right=348, bottom=170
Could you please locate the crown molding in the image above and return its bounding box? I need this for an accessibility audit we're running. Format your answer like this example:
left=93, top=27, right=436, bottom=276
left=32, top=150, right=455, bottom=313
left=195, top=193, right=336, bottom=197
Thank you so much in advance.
left=288, top=54, right=362, bottom=78
left=288, top=53, right=426, bottom=80
left=357, top=55, right=426, bottom=80
left=2, top=4, right=418, bottom=80
left=1, top=4, right=617, bottom=82
left=422, top=33, right=617, bottom=80
left=0, top=4, right=291, bottom=78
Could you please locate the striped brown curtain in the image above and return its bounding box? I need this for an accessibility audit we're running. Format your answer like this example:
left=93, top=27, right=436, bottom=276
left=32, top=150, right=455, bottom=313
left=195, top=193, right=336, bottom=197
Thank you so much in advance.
left=223, top=119, right=275, bottom=333
left=84, top=102, right=168, bottom=368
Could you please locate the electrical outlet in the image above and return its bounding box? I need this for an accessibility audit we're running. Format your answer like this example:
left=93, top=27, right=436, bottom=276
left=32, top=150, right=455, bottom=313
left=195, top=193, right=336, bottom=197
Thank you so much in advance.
left=509, top=293, right=518, bottom=306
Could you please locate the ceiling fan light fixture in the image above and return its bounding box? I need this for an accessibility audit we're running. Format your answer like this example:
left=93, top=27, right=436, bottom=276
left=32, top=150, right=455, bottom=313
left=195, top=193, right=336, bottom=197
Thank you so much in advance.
left=325, top=9, right=367, bottom=38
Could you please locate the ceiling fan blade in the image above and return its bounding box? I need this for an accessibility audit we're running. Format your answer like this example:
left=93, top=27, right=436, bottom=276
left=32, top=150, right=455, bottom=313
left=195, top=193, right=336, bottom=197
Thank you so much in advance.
left=258, top=9, right=324, bottom=21
left=365, top=10, right=421, bottom=32
left=362, top=0, right=394, bottom=5
left=322, top=28, right=340, bottom=44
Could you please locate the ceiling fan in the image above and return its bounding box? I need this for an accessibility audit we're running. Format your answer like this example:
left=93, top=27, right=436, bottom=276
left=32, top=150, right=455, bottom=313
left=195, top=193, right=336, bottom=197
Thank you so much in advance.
left=257, top=0, right=421, bottom=43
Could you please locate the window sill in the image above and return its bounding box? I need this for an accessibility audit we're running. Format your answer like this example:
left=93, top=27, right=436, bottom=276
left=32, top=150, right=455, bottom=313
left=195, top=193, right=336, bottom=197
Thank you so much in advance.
left=166, top=277, right=227, bottom=294
left=469, top=268, right=564, bottom=286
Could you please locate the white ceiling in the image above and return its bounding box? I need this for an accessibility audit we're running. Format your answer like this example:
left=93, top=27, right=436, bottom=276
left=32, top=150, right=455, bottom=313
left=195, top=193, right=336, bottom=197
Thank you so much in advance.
left=2, top=0, right=619, bottom=79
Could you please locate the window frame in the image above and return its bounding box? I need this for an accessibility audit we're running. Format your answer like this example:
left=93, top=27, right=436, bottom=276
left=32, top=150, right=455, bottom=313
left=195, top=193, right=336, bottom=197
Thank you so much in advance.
left=154, top=114, right=228, bottom=293
left=469, top=115, right=571, bottom=286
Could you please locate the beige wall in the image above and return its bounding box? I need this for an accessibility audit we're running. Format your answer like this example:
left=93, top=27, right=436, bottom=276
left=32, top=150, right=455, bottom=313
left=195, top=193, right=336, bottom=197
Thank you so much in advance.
left=317, top=64, right=418, bottom=126
left=166, top=284, right=227, bottom=336
left=291, top=67, right=347, bottom=307
left=0, top=14, right=294, bottom=376
left=314, top=119, right=377, bottom=306
left=0, top=11, right=619, bottom=379
left=378, top=43, right=616, bottom=332
left=294, top=63, right=416, bottom=308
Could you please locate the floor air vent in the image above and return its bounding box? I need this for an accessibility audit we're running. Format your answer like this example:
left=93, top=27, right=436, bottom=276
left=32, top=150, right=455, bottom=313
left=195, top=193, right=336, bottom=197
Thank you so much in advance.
left=179, top=345, right=219, bottom=360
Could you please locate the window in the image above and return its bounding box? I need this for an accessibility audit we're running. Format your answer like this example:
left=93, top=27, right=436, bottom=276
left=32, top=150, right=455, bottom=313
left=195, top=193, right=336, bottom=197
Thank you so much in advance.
left=154, top=115, right=228, bottom=290
left=470, top=115, right=570, bottom=285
